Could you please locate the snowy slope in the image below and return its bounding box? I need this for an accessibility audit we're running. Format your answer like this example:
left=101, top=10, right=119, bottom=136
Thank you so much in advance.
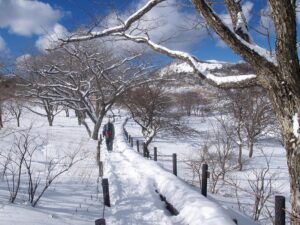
left=159, top=60, right=224, bottom=77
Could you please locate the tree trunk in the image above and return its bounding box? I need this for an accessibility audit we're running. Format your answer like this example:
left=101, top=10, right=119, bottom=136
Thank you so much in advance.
left=248, top=141, right=254, bottom=158
left=17, top=113, right=21, bottom=127
left=286, top=144, right=300, bottom=224
left=65, top=108, right=69, bottom=117
left=0, top=112, right=3, bottom=128
left=82, top=120, right=91, bottom=137
left=268, top=85, right=300, bottom=223
left=0, top=104, right=3, bottom=128
left=92, top=114, right=105, bottom=140
left=47, top=115, right=53, bottom=126
left=238, top=144, right=243, bottom=171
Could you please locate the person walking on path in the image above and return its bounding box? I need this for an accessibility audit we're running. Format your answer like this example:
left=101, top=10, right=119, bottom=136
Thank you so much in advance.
left=102, top=119, right=115, bottom=151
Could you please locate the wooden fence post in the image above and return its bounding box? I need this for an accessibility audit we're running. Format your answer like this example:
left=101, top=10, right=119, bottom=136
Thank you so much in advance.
left=143, top=143, right=147, bottom=157
left=136, top=140, right=140, bottom=152
left=130, top=137, right=133, bottom=147
left=172, top=153, right=177, bottom=176
left=201, top=164, right=208, bottom=197
left=154, top=147, right=157, bottom=161
left=95, top=218, right=106, bottom=225
left=99, top=161, right=103, bottom=177
left=102, top=178, right=110, bottom=207
left=275, top=195, right=285, bottom=225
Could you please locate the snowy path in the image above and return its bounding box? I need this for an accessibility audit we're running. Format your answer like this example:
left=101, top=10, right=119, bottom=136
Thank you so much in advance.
left=105, top=147, right=177, bottom=225
left=102, top=119, right=235, bottom=225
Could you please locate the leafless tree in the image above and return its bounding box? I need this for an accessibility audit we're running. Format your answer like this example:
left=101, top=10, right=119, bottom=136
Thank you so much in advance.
left=223, top=88, right=275, bottom=158
left=6, top=98, right=24, bottom=127
left=2, top=130, right=29, bottom=203
left=0, top=76, right=16, bottom=129
left=0, top=126, right=83, bottom=206
left=185, top=143, right=209, bottom=187
left=247, top=151, right=278, bottom=222
left=30, top=148, right=82, bottom=207
left=176, top=91, right=199, bottom=116
left=21, top=41, right=152, bottom=140
left=185, top=120, right=236, bottom=194
left=25, top=98, right=61, bottom=127
left=124, top=82, right=177, bottom=149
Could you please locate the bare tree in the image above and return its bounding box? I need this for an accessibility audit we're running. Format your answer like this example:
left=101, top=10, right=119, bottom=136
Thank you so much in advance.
left=176, top=91, right=199, bottom=116
left=228, top=150, right=280, bottom=224
left=124, top=82, right=177, bottom=149
left=59, top=0, right=300, bottom=220
left=6, top=98, right=24, bottom=127
left=21, top=42, right=151, bottom=140
left=185, top=143, right=209, bottom=187
left=30, top=148, right=82, bottom=207
left=25, top=98, right=61, bottom=127
left=2, top=130, right=29, bottom=203
left=185, top=120, right=236, bottom=194
left=1, top=126, right=83, bottom=206
left=222, top=87, right=275, bottom=159
left=0, top=76, right=16, bottom=129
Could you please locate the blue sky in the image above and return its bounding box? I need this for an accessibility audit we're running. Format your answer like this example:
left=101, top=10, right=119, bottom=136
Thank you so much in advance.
left=0, top=0, right=290, bottom=64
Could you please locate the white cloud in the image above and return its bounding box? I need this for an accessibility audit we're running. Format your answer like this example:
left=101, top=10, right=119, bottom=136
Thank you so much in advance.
left=15, top=54, right=31, bottom=68
left=36, top=24, right=69, bottom=52
left=0, top=0, right=62, bottom=36
left=103, top=0, right=206, bottom=52
left=134, top=0, right=206, bottom=50
left=0, top=36, right=6, bottom=52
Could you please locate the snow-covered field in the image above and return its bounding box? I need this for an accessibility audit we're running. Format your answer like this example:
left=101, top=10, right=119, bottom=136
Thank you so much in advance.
left=125, top=115, right=290, bottom=224
left=0, top=108, right=289, bottom=225
left=0, top=109, right=101, bottom=225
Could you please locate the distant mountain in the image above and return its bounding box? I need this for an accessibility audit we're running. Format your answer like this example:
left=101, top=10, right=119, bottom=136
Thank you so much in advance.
left=156, top=60, right=255, bottom=86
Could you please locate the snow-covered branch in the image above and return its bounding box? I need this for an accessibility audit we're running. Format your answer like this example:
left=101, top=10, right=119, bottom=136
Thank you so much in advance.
left=121, top=33, right=257, bottom=88
left=61, top=0, right=166, bottom=43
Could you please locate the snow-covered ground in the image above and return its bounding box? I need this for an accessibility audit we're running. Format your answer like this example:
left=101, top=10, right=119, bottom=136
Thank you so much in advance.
left=125, top=115, right=289, bottom=225
left=1, top=108, right=243, bottom=225
left=0, top=110, right=100, bottom=225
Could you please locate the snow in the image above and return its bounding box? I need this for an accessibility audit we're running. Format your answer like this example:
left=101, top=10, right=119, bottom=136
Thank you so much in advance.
left=159, top=61, right=223, bottom=75
left=0, top=108, right=237, bottom=225
left=106, top=124, right=235, bottom=225
left=236, top=12, right=248, bottom=35
left=124, top=115, right=290, bottom=225
left=0, top=110, right=100, bottom=225
left=159, top=60, right=256, bottom=85
left=293, top=113, right=299, bottom=138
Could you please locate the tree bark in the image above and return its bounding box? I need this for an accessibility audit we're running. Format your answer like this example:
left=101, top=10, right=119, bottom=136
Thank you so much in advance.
left=92, top=114, right=105, bottom=140
left=47, top=115, right=53, bottom=126
left=0, top=109, right=3, bottom=128
left=249, top=141, right=253, bottom=158
left=268, top=85, right=300, bottom=222
left=65, top=108, right=69, bottom=117
left=17, top=115, right=20, bottom=127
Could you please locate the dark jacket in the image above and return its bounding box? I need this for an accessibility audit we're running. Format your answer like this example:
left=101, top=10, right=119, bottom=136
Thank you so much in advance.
left=102, top=122, right=115, bottom=139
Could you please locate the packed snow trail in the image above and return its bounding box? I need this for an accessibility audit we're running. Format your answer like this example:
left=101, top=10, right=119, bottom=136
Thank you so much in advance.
left=105, top=150, right=176, bottom=225
left=102, top=119, right=235, bottom=225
